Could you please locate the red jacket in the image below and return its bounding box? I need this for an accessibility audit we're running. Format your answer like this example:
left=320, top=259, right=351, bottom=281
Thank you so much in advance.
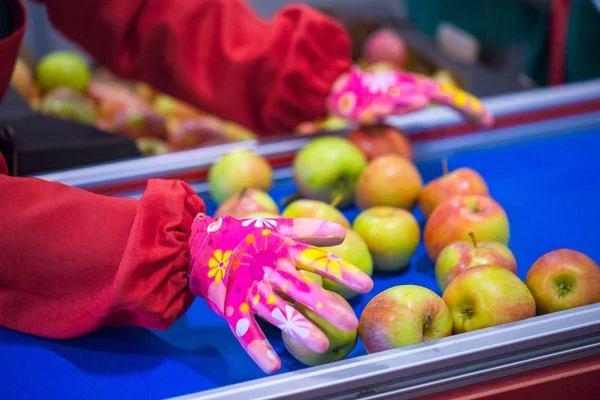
left=0, top=0, right=351, bottom=338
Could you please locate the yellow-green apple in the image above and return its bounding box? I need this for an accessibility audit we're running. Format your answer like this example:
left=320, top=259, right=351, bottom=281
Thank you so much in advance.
left=321, top=229, right=373, bottom=299
left=293, top=137, right=367, bottom=207
left=209, top=149, right=273, bottom=204
left=152, top=94, right=201, bottom=119
left=525, top=249, right=600, bottom=315
left=319, top=116, right=350, bottom=131
left=283, top=294, right=357, bottom=366
left=282, top=199, right=350, bottom=228
left=443, top=265, right=535, bottom=333
left=424, top=195, right=509, bottom=262
left=359, top=285, right=452, bottom=354
left=355, top=155, right=422, bottom=210
left=214, top=189, right=279, bottom=218
left=245, top=212, right=280, bottom=218
left=38, top=88, right=97, bottom=125
left=435, top=233, right=517, bottom=292
left=353, top=207, right=420, bottom=271
left=348, top=124, right=413, bottom=161
left=36, top=51, right=90, bottom=92
left=136, top=138, right=169, bottom=156
left=419, top=168, right=489, bottom=219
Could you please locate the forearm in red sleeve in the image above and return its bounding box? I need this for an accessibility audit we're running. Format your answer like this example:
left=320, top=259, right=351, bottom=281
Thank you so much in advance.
left=0, top=172, right=204, bottom=338
left=37, top=0, right=353, bottom=134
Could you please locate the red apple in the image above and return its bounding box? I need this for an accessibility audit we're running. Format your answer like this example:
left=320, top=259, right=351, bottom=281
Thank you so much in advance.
left=419, top=167, right=489, bottom=219
left=214, top=189, right=279, bottom=218
left=355, top=155, right=422, bottom=210
left=359, top=285, right=452, bottom=354
left=112, top=109, right=168, bottom=139
left=363, top=29, right=409, bottom=69
left=348, top=124, right=413, bottom=161
left=443, top=265, right=536, bottom=333
left=435, top=233, right=517, bottom=292
left=424, top=195, right=509, bottom=261
left=525, top=249, right=600, bottom=315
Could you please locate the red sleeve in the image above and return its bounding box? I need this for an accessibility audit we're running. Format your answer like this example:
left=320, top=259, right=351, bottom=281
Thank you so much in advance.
left=0, top=170, right=205, bottom=338
left=38, top=0, right=352, bottom=134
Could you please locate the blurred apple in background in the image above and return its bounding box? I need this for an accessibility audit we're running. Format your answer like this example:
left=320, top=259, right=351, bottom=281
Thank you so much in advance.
left=282, top=199, right=350, bottom=229
left=359, top=285, right=452, bottom=354
left=37, top=87, right=97, bottom=125
left=321, top=229, right=373, bottom=299
left=294, top=137, right=367, bottom=208
left=353, top=206, right=420, bottom=272
left=424, top=195, right=509, bottom=261
left=152, top=94, right=202, bottom=120
left=363, top=29, right=409, bottom=69
left=136, top=138, right=169, bottom=156
left=112, top=109, right=168, bottom=139
left=209, top=149, right=273, bottom=204
left=525, top=249, right=600, bottom=315
left=435, top=233, right=517, bottom=292
left=419, top=166, right=489, bottom=219
left=168, top=116, right=229, bottom=150
left=214, top=188, right=279, bottom=218
left=283, top=293, right=358, bottom=366
left=443, top=265, right=535, bottom=334
left=348, top=124, right=413, bottom=161
left=355, top=155, right=422, bottom=210
left=36, top=51, right=90, bottom=93
left=10, top=58, right=39, bottom=103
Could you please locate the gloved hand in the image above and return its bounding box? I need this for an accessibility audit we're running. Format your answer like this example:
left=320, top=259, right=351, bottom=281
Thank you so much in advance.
left=188, top=214, right=373, bottom=374
left=327, top=67, right=494, bottom=127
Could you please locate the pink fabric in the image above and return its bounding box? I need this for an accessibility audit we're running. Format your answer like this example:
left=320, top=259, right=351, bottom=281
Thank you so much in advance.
left=327, top=68, right=494, bottom=126
left=188, top=214, right=373, bottom=373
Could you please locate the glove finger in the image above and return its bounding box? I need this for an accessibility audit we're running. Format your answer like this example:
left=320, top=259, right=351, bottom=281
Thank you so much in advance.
left=288, top=241, right=374, bottom=294
left=428, top=82, right=494, bottom=127
left=252, top=282, right=329, bottom=353
left=245, top=217, right=346, bottom=247
left=270, top=266, right=359, bottom=332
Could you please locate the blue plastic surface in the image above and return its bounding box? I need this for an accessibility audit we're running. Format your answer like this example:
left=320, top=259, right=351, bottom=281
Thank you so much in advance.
left=2, top=127, right=600, bottom=400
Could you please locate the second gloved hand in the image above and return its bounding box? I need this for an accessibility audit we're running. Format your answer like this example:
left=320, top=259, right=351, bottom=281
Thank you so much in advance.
left=188, top=214, right=374, bottom=374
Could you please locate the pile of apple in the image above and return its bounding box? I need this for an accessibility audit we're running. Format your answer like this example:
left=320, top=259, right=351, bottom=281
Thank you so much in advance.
left=9, top=52, right=255, bottom=155
left=207, top=124, right=600, bottom=367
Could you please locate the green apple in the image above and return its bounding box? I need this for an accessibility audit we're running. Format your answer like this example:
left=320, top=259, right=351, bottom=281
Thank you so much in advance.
left=245, top=212, right=280, bottom=218
left=36, top=51, right=90, bottom=92
left=435, top=233, right=517, bottom=292
left=136, top=138, right=169, bottom=156
left=214, top=189, right=279, bottom=218
left=321, top=229, right=373, bottom=299
left=353, top=206, right=420, bottom=271
left=525, top=249, right=600, bottom=315
left=443, top=265, right=536, bottom=333
left=293, top=137, right=367, bottom=207
left=283, top=293, right=357, bottom=366
left=359, top=285, right=452, bottom=354
left=282, top=199, right=350, bottom=228
left=209, top=149, right=273, bottom=204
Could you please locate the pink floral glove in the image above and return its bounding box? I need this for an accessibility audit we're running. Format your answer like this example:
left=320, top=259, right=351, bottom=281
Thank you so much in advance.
left=327, top=67, right=494, bottom=127
left=188, top=214, right=374, bottom=374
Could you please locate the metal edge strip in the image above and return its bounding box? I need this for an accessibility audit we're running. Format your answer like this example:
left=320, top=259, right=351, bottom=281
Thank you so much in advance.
left=172, top=303, right=600, bottom=400
left=35, top=79, right=600, bottom=188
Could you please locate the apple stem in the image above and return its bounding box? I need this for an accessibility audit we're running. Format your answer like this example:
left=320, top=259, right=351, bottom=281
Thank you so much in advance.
left=469, top=232, right=477, bottom=248
left=330, top=194, right=344, bottom=208
left=442, top=157, right=449, bottom=175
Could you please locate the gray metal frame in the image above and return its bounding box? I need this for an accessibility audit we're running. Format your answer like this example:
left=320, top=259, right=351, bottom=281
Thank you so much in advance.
left=35, top=80, right=600, bottom=399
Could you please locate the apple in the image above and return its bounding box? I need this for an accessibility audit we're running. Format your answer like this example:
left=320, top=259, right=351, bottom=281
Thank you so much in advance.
left=112, top=110, right=168, bottom=139
left=36, top=51, right=90, bottom=92
left=134, top=82, right=156, bottom=103
left=443, top=265, right=536, bottom=333
left=321, top=229, right=373, bottom=299
left=353, top=207, right=420, bottom=272
left=319, top=116, right=350, bottom=131
left=419, top=167, right=489, bottom=219
left=152, top=94, right=201, bottom=119
left=10, top=58, right=39, bottom=102
left=209, top=149, right=273, bottom=204
left=245, top=212, right=280, bottom=219
left=283, top=293, right=357, bottom=366
left=294, top=137, right=367, bottom=208
left=37, top=90, right=97, bottom=125
left=525, top=249, right=600, bottom=315
left=424, top=195, right=509, bottom=262
left=282, top=199, right=350, bottom=229
left=136, top=138, right=169, bottom=156
left=355, top=155, right=422, bottom=211
left=435, top=233, right=517, bottom=292
left=168, top=116, right=228, bottom=150
left=348, top=124, right=413, bottom=161
left=214, top=188, right=279, bottom=218
left=223, top=122, right=256, bottom=142
left=87, top=81, right=151, bottom=121
left=363, top=29, right=409, bottom=69
left=359, top=285, right=452, bottom=354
